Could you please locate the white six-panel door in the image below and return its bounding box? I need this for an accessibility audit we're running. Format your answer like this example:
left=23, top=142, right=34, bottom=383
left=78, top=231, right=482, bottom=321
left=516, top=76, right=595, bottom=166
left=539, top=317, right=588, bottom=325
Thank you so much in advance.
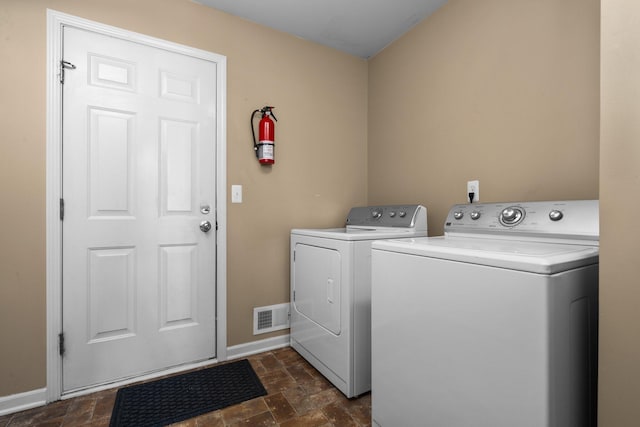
left=61, top=25, right=217, bottom=392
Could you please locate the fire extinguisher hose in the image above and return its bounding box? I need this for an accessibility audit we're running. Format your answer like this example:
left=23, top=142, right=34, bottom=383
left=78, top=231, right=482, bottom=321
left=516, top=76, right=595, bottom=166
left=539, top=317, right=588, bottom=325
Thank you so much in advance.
left=250, top=109, right=261, bottom=158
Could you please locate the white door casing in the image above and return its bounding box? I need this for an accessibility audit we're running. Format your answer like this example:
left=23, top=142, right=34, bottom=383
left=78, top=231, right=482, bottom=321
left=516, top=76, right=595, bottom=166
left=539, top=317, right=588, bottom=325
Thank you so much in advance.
left=46, top=10, right=227, bottom=399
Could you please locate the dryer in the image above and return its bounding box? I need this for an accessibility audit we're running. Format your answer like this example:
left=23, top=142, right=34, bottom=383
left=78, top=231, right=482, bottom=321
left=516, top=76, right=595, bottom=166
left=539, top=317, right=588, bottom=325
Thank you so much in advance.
left=371, top=200, right=599, bottom=427
left=290, top=205, right=427, bottom=398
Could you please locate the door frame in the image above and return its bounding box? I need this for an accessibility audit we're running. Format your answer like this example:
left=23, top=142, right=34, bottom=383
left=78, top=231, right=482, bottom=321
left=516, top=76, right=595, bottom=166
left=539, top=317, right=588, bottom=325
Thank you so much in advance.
left=45, top=9, right=227, bottom=402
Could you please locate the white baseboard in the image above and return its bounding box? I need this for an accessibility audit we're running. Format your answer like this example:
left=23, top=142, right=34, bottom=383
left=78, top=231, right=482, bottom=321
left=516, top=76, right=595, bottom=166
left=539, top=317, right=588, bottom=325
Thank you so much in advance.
left=0, top=336, right=290, bottom=417
left=0, top=388, right=46, bottom=417
left=226, top=334, right=290, bottom=360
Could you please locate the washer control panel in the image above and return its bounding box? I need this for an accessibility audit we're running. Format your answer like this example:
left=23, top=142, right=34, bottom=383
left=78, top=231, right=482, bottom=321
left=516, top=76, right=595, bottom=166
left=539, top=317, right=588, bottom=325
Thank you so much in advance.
left=346, top=205, right=427, bottom=229
left=445, top=200, right=598, bottom=241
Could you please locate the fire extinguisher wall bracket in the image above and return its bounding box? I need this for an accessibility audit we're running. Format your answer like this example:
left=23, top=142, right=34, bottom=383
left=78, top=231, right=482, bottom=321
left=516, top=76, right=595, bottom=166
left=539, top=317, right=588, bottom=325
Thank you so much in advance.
left=251, top=106, right=277, bottom=165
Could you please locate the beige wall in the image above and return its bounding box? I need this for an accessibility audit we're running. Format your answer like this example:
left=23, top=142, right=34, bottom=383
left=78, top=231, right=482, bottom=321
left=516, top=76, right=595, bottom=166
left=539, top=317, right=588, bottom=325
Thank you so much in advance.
left=5, top=2, right=637, bottom=423
left=0, top=0, right=367, bottom=396
left=600, top=1, right=640, bottom=425
left=368, top=0, right=600, bottom=235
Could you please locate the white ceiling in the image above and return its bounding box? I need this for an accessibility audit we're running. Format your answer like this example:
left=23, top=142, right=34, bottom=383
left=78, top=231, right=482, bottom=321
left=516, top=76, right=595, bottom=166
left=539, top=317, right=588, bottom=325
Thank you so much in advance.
left=193, top=0, right=448, bottom=58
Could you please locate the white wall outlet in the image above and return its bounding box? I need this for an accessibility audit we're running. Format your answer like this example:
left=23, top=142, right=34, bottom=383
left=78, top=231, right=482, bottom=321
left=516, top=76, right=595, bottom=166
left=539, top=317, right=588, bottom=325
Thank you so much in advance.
left=467, top=180, right=479, bottom=203
left=231, top=184, right=243, bottom=203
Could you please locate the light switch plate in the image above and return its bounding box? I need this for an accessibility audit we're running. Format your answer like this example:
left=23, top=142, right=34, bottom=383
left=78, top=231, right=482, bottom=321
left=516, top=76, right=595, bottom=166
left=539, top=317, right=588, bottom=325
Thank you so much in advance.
left=231, top=185, right=242, bottom=203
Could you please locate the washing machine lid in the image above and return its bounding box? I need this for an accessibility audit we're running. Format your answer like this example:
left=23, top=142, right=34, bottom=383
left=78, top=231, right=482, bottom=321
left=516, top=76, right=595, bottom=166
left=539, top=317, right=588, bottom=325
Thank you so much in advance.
left=291, top=227, right=428, bottom=241
left=372, top=236, right=599, bottom=274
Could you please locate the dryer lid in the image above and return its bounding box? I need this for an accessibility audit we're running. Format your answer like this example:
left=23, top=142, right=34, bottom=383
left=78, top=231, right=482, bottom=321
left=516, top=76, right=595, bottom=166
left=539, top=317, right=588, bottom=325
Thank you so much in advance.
left=290, top=226, right=428, bottom=241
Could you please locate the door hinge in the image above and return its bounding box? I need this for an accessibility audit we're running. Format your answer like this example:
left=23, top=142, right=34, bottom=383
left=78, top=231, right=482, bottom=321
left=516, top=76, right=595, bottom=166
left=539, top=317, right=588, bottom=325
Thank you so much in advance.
left=293, top=290, right=296, bottom=301
left=60, top=60, right=76, bottom=84
left=58, top=332, right=65, bottom=357
left=60, top=198, right=65, bottom=221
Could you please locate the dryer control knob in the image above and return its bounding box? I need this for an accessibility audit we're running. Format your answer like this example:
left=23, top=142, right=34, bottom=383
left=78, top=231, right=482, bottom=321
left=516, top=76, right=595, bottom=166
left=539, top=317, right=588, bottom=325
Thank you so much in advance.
left=389, top=211, right=396, bottom=217
left=398, top=211, right=406, bottom=218
left=470, top=211, right=481, bottom=220
left=372, top=210, right=382, bottom=219
left=549, top=210, right=563, bottom=221
left=453, top=211, right=464, bottom=220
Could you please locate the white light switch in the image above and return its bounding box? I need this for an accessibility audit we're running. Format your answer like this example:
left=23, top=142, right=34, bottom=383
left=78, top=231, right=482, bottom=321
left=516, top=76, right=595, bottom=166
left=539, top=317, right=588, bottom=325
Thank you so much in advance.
left=231, top=185, right=243, bottom=203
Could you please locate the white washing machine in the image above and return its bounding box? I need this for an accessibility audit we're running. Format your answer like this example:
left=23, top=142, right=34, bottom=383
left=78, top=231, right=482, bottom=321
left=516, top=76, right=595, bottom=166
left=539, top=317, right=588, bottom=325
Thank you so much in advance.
left=290, top=204, right=427, bottom=398
left=371, top=200, right=599, bottom=427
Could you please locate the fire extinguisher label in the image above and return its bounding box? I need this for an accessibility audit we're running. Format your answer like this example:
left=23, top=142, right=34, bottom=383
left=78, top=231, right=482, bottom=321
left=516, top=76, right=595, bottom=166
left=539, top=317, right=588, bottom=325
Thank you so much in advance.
left=259, top=142, right=274, bottom=160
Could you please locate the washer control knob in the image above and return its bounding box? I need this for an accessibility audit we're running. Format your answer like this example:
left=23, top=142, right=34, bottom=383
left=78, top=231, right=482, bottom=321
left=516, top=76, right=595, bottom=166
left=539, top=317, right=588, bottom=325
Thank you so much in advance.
left=500, top=207, right=523, bottom=225
left=470, top=211, right=481, bottom=220
left=549, top=210, right=563, bottom=221
left=398, top=211, right=406, bottom=218
left=389, top=211, right=396, bottom=218
left=453, top=211, right=464, bottom=220
left=372, top=210, right=382, bottom=219
left=502, top=208, right=516, bottom=221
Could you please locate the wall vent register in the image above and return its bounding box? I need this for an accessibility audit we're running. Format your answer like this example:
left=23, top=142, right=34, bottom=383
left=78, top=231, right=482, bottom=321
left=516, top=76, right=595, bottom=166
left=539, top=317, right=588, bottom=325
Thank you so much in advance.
left=253, top=303, right=290, bottom=335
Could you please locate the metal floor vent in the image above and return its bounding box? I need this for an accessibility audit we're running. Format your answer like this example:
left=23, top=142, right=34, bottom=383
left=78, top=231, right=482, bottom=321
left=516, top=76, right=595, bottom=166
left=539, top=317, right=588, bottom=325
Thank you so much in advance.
left=253, top=303, right=290, bottom=335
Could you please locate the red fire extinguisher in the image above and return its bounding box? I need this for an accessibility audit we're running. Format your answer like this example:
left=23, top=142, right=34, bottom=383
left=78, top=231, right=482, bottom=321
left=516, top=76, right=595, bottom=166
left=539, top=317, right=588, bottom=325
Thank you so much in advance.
left=251, top=106, right=277, bottom=165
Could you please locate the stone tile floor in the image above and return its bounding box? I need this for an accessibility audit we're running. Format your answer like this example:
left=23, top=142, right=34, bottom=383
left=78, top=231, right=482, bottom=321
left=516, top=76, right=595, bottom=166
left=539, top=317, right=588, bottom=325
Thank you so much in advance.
left=0, top=347, right=371, bottom=426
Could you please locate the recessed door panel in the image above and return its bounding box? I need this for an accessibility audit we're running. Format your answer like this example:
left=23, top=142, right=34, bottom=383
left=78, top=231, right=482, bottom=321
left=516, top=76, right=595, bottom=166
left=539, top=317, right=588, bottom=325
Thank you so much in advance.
left=160, top=119, right=196, bottom=214
left=293, top=243, right=341, bottom=335
left=161, top=70, right=200, bottom=103
left=89, top=54, right=136, bottom=92
left=89, top=108, right=134, bottom=216
left=88, top=247, right=136, bottom=342
left=160, top=244, right=198, bottom=329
